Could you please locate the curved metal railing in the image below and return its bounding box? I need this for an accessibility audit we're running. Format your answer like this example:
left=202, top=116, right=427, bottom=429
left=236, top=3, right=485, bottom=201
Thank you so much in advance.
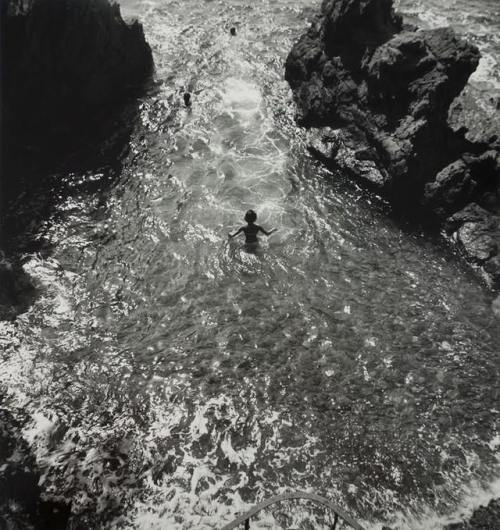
left=221, top=491, right=365, bottom=530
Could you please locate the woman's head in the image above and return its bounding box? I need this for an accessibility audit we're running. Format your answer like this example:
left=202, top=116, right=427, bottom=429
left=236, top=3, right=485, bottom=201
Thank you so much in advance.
left=244, top=209, right=257, bottom=223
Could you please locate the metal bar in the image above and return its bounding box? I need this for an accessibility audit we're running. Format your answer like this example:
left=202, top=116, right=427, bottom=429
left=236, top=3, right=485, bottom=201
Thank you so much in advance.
left=221, top=491, right=365, bottom=530
left=332, top=512, right=339, bottom=530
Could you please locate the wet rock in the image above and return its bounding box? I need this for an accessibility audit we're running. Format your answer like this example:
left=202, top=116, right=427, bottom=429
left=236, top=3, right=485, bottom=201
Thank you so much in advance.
left=307, top=127, right=390, bottom=188
left=1, top=0, right=154, bottom=319
left=285, top=0, right=500, bottom=289
left=423, top=159, right=476, bottom=219
left=484, top=256, right=500, bottom=290
left=285, top=0, right=480, bottom=200
left=444, top=498, right=500, bottom=529
left=444, top=203, right=500, bottom=265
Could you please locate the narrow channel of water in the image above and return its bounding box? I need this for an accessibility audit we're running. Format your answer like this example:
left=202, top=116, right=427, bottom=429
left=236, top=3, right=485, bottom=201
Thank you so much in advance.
left=1, top=0, right=499, bottom=528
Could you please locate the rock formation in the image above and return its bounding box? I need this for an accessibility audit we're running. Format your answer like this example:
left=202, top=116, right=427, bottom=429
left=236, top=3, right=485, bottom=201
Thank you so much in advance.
left=1, top=0, right=154, bottom=212
left=285, top=0, right=500, bottom=290
left=0, top=0, right=154, bottom=320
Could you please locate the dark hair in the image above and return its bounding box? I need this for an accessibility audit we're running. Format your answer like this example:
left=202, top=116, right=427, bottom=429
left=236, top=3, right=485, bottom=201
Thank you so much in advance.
left=244, top=209, right=257, bottom=223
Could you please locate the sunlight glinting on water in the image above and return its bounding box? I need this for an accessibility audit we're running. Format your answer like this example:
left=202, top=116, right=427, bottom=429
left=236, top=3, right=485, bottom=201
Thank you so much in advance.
left=1, top=0, right=500, bottom=528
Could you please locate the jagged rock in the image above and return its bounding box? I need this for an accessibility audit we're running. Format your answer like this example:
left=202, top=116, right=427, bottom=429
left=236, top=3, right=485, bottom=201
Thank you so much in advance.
left=285, top=0, right=500, bottom=288
left=1, top=0, right=154, bottom=320
left=1, top=0, right=154, bottom=208
left=444, top=203, right=500, bottom=265
left=484, top=257, right=500, bottom=290
left=444, top=498, right=500, bottom=529
left=423, top=159, right=476, bottom=218
left=285, top=0, right=481, bottom=201
left=307, top=127, right=390, bottom=187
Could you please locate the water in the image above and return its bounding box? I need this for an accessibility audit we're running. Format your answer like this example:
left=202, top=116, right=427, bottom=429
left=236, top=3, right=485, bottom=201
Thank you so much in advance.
left=1, top=0, right=500, bottom=528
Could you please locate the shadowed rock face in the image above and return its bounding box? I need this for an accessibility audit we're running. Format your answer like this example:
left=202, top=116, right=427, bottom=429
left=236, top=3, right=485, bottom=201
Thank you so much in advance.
left=1, top=0, right=154, bottom=211
left=285, top=0, right=500, bottom=290
left=0, top=0, right=154, bottom=320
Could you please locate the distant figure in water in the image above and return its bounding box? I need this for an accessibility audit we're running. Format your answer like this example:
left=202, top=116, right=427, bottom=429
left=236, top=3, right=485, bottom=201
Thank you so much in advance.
left=183, top=92, right=191, bottom=107
left=228, top=209, right=276, bottom=250
left=230, top=27, right=236, bottom=36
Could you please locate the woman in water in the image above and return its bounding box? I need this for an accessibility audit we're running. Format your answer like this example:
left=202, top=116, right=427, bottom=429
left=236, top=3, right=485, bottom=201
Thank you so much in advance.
left=228, top=209, right=277, bottom=250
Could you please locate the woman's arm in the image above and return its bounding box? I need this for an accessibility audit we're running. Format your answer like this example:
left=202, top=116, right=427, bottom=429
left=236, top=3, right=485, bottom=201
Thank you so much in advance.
left=259, top=226, right=277, bottom=236
left=228, top=227, right=244, bottom=238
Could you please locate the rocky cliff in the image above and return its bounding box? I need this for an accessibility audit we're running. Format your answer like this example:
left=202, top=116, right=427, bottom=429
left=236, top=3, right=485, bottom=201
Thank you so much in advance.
left=0, top=0, right=153, bottom=320
left=285, top=0, right=500, bottom=291
left=1, top=0, right=153, bottom=212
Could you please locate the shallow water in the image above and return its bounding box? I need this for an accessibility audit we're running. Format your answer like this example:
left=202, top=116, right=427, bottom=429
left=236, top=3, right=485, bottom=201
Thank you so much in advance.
left=1, top=0, right=500, bottom=528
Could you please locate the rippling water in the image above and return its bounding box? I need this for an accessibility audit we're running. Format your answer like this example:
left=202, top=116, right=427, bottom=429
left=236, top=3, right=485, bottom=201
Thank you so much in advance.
left=1, top=0, right=500, bottom=528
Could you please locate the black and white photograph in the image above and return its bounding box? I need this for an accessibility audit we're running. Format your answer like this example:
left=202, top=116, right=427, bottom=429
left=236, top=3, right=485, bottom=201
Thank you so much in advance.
left=1, top=0, right=500, bottom=528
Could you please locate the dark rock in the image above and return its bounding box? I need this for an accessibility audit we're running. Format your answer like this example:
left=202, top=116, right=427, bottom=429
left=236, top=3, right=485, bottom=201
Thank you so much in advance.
left=307, top=127, right=390, bottom=188
left=285, top=0, right=480, bottom=200
left=0, top=253, right=36, bottom=321
left=285, top=0, right=500, bottom=288
left=423, top=159, right=476, bottom=218
left=444, top=203, right=500, bottom=266
left=444, top=498, right=500, bottom=529
left=1, top=0, right=154, bottom=211
left=1, top=0, right=154, bottom=320
left=484, top=256, right=500, bottom=290
left=444, top=203, right=495, bottom=235
left=321, top=0, right=403, bottom=73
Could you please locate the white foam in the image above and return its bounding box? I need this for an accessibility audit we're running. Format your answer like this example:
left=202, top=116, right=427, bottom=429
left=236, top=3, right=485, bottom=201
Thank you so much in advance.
left=221, top=77, right=262, bottom=126
left=418, top=9, right=450, bottom=28
left=190, top=406, right=209, bottom=440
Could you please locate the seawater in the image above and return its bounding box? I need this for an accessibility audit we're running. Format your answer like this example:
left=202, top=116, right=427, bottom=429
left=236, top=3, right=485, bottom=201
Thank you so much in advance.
left=1, top=0, right=499, bottom=528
